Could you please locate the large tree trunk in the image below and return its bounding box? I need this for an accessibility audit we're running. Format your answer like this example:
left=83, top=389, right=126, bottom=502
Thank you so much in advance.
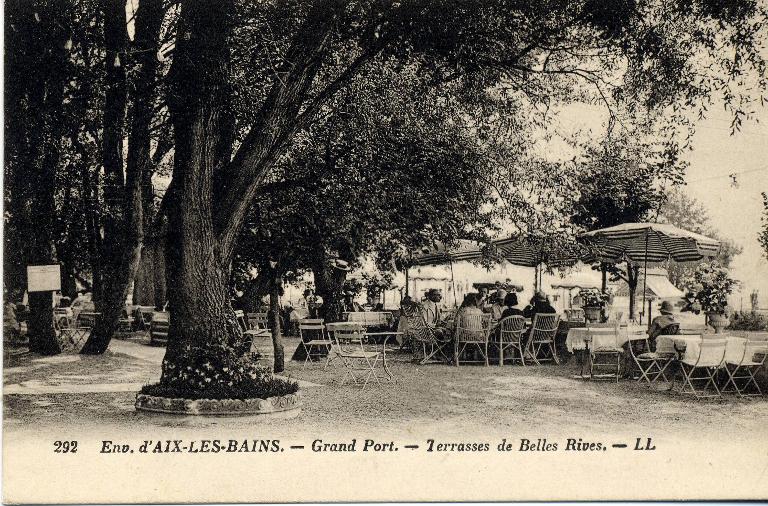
left=82, top=0, right=164, bottom=353
left=8, top=0, right=71, bottom=355
left=160, top=0, right=248, bottom=382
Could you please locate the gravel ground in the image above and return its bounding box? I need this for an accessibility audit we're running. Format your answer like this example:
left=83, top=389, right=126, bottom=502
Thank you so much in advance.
left=4, top=333, right=768, bottom=502
left=4, top=333, right=768, bottom=439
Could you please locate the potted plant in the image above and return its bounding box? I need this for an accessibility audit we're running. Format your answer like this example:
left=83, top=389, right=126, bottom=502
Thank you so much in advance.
left=682, top=262, right=737, bottom=334
left=577, top=288, right=610, bottom=323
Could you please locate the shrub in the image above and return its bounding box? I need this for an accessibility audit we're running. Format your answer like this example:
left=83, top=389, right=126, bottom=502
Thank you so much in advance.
left=726, top=311, right=768, bottom=331
left=140, top=347, right=299, bottom=400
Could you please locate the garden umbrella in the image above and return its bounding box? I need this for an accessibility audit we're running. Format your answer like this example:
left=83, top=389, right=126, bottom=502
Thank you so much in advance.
left=493, top=236, right=582, bottom=291
left=579, top=222, right=720, bottom=322
left=407, top=240, right=483, bottom=306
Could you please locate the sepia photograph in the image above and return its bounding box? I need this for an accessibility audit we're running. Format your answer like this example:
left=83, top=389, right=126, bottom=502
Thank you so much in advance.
left=3, top=0, right=768, bottom=503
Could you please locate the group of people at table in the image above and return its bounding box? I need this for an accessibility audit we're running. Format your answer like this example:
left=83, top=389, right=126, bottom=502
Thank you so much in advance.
left=399, top=286, right=556, bottom=349
left=400, top=286, right=698, bottom=372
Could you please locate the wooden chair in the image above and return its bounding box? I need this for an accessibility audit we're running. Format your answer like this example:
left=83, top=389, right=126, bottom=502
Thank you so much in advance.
left=495, top=315, right=527, bottom=366
left=150, top=311, right=170, bottom=345
left=327, top=322, right=386, bottom=389
left=564, top=308, right=585, bottom=322
left=244, top=312, right=270, bottom=340
left=629, top=323, right=679, bottom=384
left=528, top=313, right=560, bottom=365
left=587, top=326, right=623, bottom=382
left=298, top=319, right=332, bottom=369
left=455, top=312, right=492, bottom=366
left=722, top=338, right=767, bottom=396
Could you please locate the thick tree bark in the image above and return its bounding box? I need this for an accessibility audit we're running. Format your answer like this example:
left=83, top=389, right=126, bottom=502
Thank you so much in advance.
left=160, top=0, right=248, bottom=380
left=82, top=0, right=165, bottom=353
left=8, top=0, right=71, bottom=354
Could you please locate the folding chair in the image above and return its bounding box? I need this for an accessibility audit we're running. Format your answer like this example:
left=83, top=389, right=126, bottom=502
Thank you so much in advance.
left=495, top=315, right=527, bottom=366
left=244, top=312, right=271, bottom=339
left=528, top=313, right=560, bottom=365
left=56, top=313, right=91, bottom=350
left=455, top=313, right=492, bottom=366
left=402, top=312, right=451, bottom=365
left=117, top=308, right=134, bottom=332
left=676, top=338, right=727, bottom=399
left=150, top=311, right=170, bottom=345
left=298, top=319, right=333, bottom=369
left=564, top=308, right=585, bottom=323
left=628, top=324, right=679, bottom=384
left=327, top=322, right=385, bottom=389
left=588, top=327, right=622, bottom=382
left=722, top=338, right=767, bottom=396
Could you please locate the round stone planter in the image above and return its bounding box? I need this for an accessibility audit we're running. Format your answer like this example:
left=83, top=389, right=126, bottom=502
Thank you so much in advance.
left=583, top=306, right=601, bottom=323
left=706, top=312, right=729, bottom=334
left=135, top=392, right=301, bottom=417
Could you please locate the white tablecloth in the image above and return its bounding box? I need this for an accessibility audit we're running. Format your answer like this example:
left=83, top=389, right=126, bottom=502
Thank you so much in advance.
left=566, top=326, right=646, bottom=352
left=656, top=335, right=747, bottom=365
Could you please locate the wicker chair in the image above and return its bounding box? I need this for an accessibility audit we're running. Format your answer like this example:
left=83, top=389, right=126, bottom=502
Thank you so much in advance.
left=455, top=312, right=493, bottom=366
left=528, top=313, right=560, bottom=365
left=494, top=315, right=527, bottom=366
left=401, top=308, right=451, bottom=365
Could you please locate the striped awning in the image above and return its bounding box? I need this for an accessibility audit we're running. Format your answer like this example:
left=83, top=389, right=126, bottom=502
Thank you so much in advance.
left=493, top=236, right=581, bottom=268
left=580, top=222, right=720, bottom=264
left=409, top=240, right=482, bottom=266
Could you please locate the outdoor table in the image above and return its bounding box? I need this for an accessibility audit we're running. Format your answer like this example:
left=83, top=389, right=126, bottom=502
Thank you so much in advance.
left=566, top=325, right=645, bottom=379
left=345, top=311, right=394, bottom=327
left=657, top=334, right=746, bottom=365
left=566, top=325, right=646, bottom=352
left=363, top=331, right=403, bottom=382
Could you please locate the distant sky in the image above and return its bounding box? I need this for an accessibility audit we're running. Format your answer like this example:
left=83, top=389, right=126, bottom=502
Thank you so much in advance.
left=684, top=110, right=768, bottom=308
left=547, top=104, right=768, bottom=308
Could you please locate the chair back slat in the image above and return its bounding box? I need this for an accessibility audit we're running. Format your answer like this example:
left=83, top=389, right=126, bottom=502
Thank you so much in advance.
left=327, top=322, right=365, bottom=353
left=530, top=313, right=559, bottom=342
left=247, top=312, right=269, bottom=330
left=498, top=316, right=525, bottom=343
left=455, top=313, right=492, bottom=343
left=298, top=319, right=327, bottom=343
left=692, top=338, right=727, bottom=367
left=745, top=339, right=768, bottom=365
left=564, top=308, right=585, bottom=322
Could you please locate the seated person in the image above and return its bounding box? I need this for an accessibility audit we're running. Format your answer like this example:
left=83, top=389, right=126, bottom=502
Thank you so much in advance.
left=420, top=289, right=443, bottom=327
left=523, top=291, right=557, bottom=319
left=490, top=289, right=508, bottom=320
left=646, top=300, right=679, bottom=352
left=455, top=293, right=485, bottom=330
left=500, top=292, right=525, bottom=319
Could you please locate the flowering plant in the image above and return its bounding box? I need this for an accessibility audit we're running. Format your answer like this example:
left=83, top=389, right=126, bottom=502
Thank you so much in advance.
left=682, top=262, right=737, bottom=314
left=578, top=288, right=611, bottom=308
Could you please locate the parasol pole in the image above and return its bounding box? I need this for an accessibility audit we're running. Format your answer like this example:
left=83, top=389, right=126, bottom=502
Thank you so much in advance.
left=405, top=267, right=410, bottom=298
left=640, top=231, right=649, bottom=326
left=449, top=257, right=458, bottom=307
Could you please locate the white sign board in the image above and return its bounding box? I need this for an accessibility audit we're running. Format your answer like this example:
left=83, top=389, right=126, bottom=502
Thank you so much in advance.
left=27, top=264, right=61, bottom=292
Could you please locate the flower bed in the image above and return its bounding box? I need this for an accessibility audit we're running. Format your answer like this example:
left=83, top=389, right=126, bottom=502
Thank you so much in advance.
left=135, top=391, right=301, bottom=416
left=136, top=348, right=300, bottom=416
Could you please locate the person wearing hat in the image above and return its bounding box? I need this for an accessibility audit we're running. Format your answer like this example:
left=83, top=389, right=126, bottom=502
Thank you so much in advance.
left=646, top=300, right=679, bottom=352
left=490, top=289, right=508, bottom=320
left=523, top=290, right=557, bottom=320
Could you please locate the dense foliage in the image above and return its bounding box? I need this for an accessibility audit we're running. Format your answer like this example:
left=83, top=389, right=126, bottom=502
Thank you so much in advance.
left=682, top=262, right=738, bottom=314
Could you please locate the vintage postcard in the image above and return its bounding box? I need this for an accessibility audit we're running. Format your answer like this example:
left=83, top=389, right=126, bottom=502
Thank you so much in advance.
left=3, top=0, right=768, bottom=503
